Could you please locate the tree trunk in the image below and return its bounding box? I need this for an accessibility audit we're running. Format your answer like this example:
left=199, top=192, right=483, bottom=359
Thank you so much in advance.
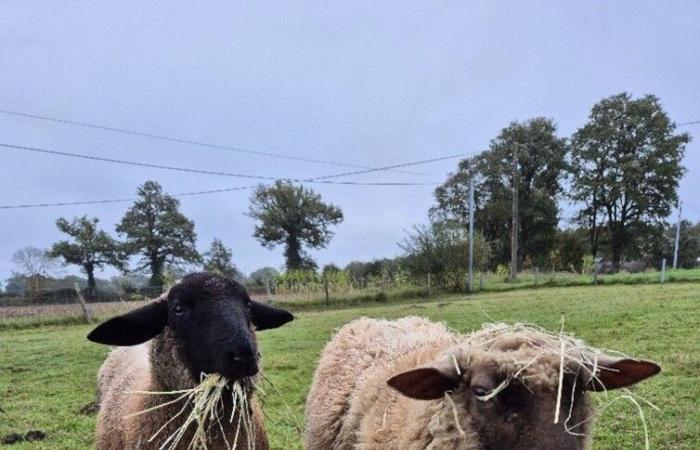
left=85, top=265, right=96, bottom=301
left=149, top=260, right=164, bottom=293
left=610, top=226, right=624, bottom=272
left=284, top=236, right=303, bottom=270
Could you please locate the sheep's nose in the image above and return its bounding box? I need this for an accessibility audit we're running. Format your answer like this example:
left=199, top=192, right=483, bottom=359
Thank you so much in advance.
left=222, top=346, right=258, bottom=378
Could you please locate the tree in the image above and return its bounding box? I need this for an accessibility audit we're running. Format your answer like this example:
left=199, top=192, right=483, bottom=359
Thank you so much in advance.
left=248, top=180, right=344, bottom=270
left=400, top=219, right=492, bottom=290
left=655, top=220, right=700, bottom=269
left=433, top=118, right=567, bottom=268
left=570, top=93, right=689, bottom=270
left=49, top=216, right=125, bottom=298
left=550, top=228, right=588, bottom=272
left=248, top=267, right=280, bottom=287
left=203, top=238, right=239, bottom=279
left=11, top=247, right=59, bottom=299
left=117, top=181, right=201, bottom=289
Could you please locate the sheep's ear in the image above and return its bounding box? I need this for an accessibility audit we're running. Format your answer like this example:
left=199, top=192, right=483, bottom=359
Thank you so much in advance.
left=250, top=301, right=294, bottom=330
left=87, top=301, right=168, bottom=346
left=586, top=357, right=661, bottom=391
left=387, top=367, right=459, bottom=400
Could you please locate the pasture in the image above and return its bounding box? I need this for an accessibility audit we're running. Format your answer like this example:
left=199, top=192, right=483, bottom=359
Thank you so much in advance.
left=1, top=283, right=698, bottom=449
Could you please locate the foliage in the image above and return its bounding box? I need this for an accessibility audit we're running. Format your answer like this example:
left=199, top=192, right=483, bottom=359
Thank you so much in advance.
left=400, top=219, right=492, bottom=290
left=10, top=247, right=60, bottom=300
left=550, top=228, right=588, bottom=272
left=116, top=181, right=201, bottom=289
left=569, top=93, right=689, bottom=270
left=433, top=118, right=567, bottom=268
left=49, top=216, right=125, bottom=297
left=344, top=258, right=402, bottom=284
left=248, top=180, right=343, bottom=270
left=248, top=267, right=280, bottom=287
left=203, top=238, right=240, bottom=279
left=656, top=220, right=700, bottom=269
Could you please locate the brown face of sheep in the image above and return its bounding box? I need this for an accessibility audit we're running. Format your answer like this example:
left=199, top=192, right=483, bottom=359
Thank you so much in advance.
left=388, top=357, right=660, bottom=450
left=87, top=272, right=294, bottom=382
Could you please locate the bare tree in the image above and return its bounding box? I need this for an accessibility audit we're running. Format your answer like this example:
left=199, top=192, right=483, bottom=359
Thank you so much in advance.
left=11, top=247, right=59, bottom=300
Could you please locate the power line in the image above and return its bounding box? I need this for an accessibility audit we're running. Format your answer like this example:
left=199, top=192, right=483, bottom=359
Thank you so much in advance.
left=0, top=141, right=463, bottom=185
left=678, top=120, right=700, bottom=126
left=0, top=108, right=433, bottom=176
left=0, top=185, right=257, bottom=210
left=0, top=143, right=473, bottom=209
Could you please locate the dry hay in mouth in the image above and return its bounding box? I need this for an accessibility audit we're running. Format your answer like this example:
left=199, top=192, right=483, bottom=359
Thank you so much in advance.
left=454, top=320, right=659, bottom=450
left=127, top=374, right=256, bottom=450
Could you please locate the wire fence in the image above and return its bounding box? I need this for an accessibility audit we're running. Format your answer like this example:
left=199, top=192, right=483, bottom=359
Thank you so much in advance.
left=2, top=266, right=698, bottom=323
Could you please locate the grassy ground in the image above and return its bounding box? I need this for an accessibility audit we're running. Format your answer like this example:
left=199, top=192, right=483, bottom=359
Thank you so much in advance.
left=0, top=283, right=698, bottom=449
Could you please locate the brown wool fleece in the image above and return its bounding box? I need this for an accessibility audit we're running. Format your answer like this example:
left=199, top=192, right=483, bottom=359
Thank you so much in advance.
left=304, top=317, right=596, bottom=450
left=95, top=303, right=268, bottom=450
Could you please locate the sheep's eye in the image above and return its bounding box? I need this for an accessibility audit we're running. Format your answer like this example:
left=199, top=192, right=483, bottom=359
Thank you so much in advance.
left=473, top=386, right=490, bottom=397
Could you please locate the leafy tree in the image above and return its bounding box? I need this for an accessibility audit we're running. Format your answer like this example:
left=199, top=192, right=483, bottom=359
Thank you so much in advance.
left=322, top=263, right=341, bottom=276
left=49, top=216, right=125, bottom=298
left=117, top=181, right=201, bottom=289
left=203, top=238, right=239, bottom=279
left=550, top=228, right=588, bottom=272
left=655, top=220, right=700, bottom=269
left=433, top=118, right=567, bottom=268
left=11, top=247, right=59, bottom=299
left=344, top=258, right=402, bottom=284
left=248, top=180, right=343, bottom=270
left=400, top=219, right=492, bottom=290
left=248, top=267, right=280, bottom=287
left=570, top=93, right=689, bottom=270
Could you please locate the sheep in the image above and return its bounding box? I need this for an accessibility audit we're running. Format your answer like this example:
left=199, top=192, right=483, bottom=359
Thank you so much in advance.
left=304, top=316, right=661, bottom=450
left=87, top=272, right=294, bottom=450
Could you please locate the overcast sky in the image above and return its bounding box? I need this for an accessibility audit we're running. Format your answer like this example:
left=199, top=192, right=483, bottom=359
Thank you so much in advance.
left=1, top=1, right=699, bottom=281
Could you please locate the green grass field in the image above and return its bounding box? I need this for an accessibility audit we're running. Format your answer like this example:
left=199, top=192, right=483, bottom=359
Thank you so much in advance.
left=1, top=283, right=698, bottom=449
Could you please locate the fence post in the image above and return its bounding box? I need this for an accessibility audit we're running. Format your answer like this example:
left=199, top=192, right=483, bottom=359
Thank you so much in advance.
left=660, top=258, right=666, bottom=284
left=73, top=282, right=92, bottom=323
left=324, top=277, right=330, bottom=307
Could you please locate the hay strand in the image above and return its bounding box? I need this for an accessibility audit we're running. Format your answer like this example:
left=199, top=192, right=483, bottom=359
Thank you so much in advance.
left=128, top=374, right=256, bottom=450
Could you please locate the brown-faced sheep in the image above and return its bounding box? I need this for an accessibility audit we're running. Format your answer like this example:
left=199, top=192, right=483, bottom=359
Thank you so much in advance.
left=88, top=272, right=294, bottom=450
left=304, top=317, right=660, bottom=450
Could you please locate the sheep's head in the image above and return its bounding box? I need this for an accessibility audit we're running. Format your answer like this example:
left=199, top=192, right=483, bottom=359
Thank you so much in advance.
left=87, top=272, right=294, bottom=382
left=387, top=324, right=660, bottom=450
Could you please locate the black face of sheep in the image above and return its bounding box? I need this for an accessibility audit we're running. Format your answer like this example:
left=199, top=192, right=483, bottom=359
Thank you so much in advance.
left=87, top=272, right=294, bottom=381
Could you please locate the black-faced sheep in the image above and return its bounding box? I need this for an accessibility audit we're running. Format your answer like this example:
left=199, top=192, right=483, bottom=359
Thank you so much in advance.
left=88, top=272, right=294, bottom=450
left=304, top=317, right=660, bottom=450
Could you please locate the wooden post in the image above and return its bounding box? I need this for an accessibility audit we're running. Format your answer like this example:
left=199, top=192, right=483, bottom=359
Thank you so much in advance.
left=324, top=277, right=330, bottom=307
left=73, top=282, right=92, bottom=323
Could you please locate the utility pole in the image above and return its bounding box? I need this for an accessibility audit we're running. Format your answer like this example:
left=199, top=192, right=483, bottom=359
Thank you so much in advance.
left=467, top=175, right=475, bottom=292
left=673, top=200, right=682, bottom=269
left=510, top=143, right=519, bottom=281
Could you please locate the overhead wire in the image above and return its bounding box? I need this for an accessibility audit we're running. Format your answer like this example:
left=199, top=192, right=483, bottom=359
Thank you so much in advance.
left=0, top=142, right=473, bottom=209
left=0, top=142, right=465, bottom=184
left=0, top=108, right=433, bottom=176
